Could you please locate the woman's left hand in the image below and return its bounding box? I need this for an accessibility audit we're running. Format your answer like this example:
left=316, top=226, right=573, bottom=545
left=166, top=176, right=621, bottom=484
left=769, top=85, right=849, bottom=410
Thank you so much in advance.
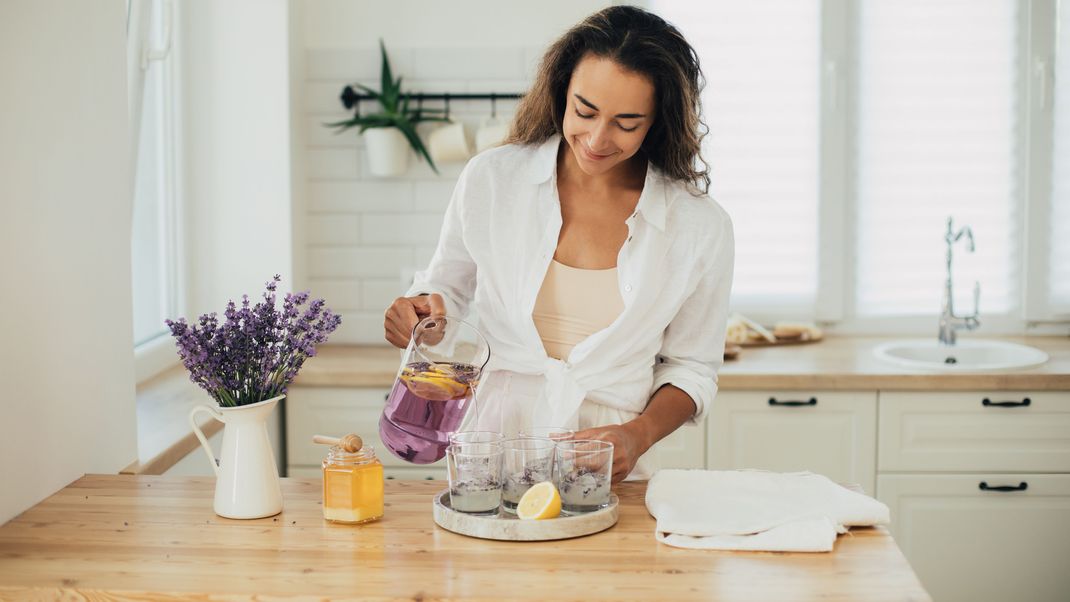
left=570, top=423, right=650, bottom=484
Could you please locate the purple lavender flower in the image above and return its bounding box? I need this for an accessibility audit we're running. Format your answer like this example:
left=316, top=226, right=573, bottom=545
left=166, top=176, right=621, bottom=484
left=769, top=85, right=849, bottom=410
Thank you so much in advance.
left=165, top=275, right=342, bottom=407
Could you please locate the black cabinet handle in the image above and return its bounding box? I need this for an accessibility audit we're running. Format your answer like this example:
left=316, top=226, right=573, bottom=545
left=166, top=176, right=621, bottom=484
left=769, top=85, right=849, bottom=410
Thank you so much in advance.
left=979, top=481, right=1028, bottom=492
left=982, top=397, right=1031, bottom=407
left=768, top=397, right=817, bottom=407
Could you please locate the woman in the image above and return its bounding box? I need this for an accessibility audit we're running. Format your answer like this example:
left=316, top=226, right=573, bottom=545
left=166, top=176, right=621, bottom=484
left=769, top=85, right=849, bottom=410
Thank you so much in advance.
left=383, top=6, right=734, bottom=483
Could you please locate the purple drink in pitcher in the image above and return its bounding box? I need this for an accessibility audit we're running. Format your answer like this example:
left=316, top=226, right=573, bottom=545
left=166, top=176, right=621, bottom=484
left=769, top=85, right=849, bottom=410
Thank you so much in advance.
left=379, top=361, right=481, bottom=464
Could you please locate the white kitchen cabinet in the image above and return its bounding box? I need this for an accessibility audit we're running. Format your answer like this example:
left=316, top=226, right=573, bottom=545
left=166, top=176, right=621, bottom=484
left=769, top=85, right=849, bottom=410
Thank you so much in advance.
left=654, top=420, right=706, bottom=469
left=877, top=473, right=1070, bottom=602
left=286, top=386, right=446, bottom=478
left=878, top=391, right=1070, bottom=472
left=707, top=390, right=878, bottom=494
left=877, top=390, right=1070, bottom=602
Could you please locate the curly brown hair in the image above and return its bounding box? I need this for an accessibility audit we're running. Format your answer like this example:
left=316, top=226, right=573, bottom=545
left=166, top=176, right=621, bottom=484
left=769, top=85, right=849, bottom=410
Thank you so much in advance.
left=506, top=5, right=710, bottom=195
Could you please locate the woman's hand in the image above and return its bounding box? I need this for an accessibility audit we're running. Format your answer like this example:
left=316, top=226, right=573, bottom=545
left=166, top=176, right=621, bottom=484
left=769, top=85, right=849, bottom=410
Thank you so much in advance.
left=570, top=423, right=651, bottom=484
left=384, top=293, right=445, bottom=349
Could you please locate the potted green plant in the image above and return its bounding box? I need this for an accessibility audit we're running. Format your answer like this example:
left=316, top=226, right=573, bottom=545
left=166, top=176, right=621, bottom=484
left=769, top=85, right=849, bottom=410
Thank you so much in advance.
left=326, top=40, right=449, bottom=176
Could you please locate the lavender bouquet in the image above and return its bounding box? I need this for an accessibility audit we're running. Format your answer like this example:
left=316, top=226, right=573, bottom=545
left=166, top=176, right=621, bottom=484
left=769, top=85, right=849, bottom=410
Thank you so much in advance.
left=165, top=275, right=342, bottom=407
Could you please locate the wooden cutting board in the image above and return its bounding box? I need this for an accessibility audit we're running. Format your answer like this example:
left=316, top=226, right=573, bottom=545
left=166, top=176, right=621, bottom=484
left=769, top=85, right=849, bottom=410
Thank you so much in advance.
left=738, top=331, right=824, bottom=348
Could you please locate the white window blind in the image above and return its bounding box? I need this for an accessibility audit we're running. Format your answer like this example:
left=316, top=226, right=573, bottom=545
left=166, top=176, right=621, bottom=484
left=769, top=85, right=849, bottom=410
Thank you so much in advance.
left=653, top=0, right=821, bottom=313
left=1048, top=0, right=1070, bottom=313
left=855, top=0, right=1020, bottom=317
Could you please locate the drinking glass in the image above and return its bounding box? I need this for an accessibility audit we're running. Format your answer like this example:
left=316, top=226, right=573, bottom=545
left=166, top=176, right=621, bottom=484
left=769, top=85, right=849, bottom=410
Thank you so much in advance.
left=518, top=426, right=575, bottom=442
left=554, top=440, right=613, bottom=513
left=446, top=442, right=503, bottom=516
left=500, top=437, right=555, bottom=514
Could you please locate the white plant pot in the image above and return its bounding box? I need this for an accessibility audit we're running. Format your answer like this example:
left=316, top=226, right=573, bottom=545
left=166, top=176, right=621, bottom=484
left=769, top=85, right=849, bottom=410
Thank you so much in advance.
left=363, top=127, right=411, bottom=177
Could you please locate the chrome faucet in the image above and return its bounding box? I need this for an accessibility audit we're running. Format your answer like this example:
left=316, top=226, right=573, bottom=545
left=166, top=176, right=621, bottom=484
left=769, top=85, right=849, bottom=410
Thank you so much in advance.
left=938, top=217, right=980, bottom=346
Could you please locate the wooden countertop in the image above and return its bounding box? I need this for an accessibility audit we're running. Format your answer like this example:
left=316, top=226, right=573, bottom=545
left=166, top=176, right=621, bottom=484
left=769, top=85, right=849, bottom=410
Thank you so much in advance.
left=0, top=475, right=931, bottom=601
left=293, top=336, right=1070, bottom=390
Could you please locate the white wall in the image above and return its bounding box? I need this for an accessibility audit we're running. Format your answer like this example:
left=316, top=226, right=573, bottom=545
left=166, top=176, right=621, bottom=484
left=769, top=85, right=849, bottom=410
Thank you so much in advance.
left=0, top=1, right=137, bottom=524
left=294, top=0, right=607, bottom=344
left=181, top=0, right=294, bottom=316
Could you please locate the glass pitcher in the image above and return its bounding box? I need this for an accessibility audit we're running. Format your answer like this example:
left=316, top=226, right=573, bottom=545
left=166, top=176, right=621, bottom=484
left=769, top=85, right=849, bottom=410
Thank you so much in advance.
left=379, top=315, right=490, bottom=464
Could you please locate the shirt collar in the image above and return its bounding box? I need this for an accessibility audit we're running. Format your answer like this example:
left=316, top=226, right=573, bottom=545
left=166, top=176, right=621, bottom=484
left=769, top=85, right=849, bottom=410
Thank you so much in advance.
left=528, top=134, right=668, bottom=232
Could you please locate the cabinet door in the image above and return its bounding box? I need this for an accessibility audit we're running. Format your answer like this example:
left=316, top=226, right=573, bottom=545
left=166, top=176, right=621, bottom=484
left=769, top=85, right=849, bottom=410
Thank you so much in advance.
left=708, top=390, right=877, bottom=494
left=286, top=386, right=446, bottom=470
left=655, top=420, right=706, bottom=469
left=384, top=467, right=447, bottom=481
left=879, top=391, right=1070, bottom=472
left=878, top=474, right=1070, bottom=602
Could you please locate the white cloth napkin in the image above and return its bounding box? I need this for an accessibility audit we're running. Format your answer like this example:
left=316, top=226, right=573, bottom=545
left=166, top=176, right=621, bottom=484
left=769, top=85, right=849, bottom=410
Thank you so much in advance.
left=644, top=469, right=890, bottom=552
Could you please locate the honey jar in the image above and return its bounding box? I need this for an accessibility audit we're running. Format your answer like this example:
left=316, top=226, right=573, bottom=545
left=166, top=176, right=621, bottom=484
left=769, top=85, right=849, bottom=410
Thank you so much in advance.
left=322, top=444, right=384, bottom=524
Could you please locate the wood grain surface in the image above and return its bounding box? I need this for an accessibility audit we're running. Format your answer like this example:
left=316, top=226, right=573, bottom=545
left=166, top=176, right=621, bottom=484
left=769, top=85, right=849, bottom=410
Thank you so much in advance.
left=0, top=475, right=931, bottom=601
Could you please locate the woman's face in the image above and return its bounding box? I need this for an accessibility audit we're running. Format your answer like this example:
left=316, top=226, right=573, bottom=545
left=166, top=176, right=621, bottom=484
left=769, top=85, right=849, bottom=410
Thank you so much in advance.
left=561, top=54, right=656, bottom=178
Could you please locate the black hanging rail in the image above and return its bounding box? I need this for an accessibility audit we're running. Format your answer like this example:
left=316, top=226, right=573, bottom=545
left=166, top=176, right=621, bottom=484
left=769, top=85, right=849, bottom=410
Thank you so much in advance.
left=340, top=85, right=524, bottom=114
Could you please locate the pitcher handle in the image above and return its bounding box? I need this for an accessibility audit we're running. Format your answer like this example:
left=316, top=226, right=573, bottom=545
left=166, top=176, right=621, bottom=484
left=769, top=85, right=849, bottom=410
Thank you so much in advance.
left=189, top=404, right=224, bottom=477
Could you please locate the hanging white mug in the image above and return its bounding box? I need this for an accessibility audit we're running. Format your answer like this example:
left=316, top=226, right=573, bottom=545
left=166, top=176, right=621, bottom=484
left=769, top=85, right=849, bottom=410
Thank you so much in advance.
left=475, top=116, right=510, bottom=153
left=189, top=395, right=284, bottom=519
left=428, top=120, right=472, bottom=164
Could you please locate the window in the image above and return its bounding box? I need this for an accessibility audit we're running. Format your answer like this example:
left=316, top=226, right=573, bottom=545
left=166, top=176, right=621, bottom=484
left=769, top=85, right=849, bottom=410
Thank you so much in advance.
left=129, top=0, right=182, bottom=379
left=649, top=0, right=1067, bottom=331
left=1049, top=0, right=1070, bottom=315
left=854, top=0, right=1019, bottom=317
left=657, top=0, right=822, bottom=316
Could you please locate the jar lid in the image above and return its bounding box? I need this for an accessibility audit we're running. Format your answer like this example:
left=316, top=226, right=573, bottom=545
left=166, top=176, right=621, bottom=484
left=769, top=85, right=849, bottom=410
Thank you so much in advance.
left=325, top=444, right=377, bottom=465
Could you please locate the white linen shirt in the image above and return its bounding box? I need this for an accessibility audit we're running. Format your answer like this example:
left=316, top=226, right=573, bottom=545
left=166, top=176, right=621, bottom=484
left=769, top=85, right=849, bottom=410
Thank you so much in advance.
left=406, top=135, right=734, bottom=476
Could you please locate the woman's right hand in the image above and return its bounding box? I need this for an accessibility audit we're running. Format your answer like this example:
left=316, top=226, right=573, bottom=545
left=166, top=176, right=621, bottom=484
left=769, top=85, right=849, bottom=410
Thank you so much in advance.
left=384, top=293, right=446, bottom=349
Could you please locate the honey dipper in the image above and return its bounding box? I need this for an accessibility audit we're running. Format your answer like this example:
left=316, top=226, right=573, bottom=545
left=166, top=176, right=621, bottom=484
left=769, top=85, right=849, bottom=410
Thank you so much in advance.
left=312, top=433, right=364, bottom=452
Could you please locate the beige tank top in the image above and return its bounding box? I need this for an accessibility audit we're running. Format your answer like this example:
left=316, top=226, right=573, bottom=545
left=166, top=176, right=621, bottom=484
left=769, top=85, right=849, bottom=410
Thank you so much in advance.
left=532, top=259, right=626, bottom=361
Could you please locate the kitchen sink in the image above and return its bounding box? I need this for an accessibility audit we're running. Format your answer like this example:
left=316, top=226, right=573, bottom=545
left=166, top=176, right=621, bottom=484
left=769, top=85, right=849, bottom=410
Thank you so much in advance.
left=873, top=339, right=1049, bottom=372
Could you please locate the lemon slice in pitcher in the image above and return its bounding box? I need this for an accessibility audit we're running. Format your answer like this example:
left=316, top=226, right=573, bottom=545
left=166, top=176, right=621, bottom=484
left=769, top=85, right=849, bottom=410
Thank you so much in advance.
left=516, top=481, right=561, bottom=520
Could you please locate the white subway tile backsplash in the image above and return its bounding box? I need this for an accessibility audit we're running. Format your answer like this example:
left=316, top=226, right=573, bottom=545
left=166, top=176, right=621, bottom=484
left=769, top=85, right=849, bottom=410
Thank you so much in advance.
left=307, top=181, right=414, bottom=213
left=302, top=80, right=359, bottom=114
left=407, top=156, right=467, bottom=181
left=301, top=44, right=534, bottom=318
left=414, top=247, right=437, bottom=269
left=307, top=148, right=361, bottom=179
left=523, top=46, right=547, bottom=79
left=361, top=214, right=445, bottom=246
left=331, top=310, right=390, bottom=345
left=308, top=280, right=363, bottom=311
left=410, top=48, right=525, bottom=81
left=305, top=115, right=362, bottom=148
left=362, top=279, right=406, bottom=311
left=413, top=181, right=458, bottom=212
left=306, top=214, right=361, bottom=245
left=466, top=79, right=529, bottom=97
left=306, top=48, right=415, bottom=82
left=308, top=248, right=413, bottom=279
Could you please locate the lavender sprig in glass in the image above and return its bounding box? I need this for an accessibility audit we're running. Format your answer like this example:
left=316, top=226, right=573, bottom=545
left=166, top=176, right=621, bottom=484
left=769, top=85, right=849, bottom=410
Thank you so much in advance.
left=165, top=275, right=342, bottom=407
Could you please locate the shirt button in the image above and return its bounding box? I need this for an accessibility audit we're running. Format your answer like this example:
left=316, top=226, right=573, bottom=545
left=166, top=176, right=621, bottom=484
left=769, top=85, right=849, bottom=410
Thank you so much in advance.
left=624, top=284, right=633, bottom=293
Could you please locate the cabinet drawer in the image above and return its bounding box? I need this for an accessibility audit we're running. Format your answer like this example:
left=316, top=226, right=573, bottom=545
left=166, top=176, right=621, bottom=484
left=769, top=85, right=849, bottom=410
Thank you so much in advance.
left=878, top=391, right=1070, bottom=472
left=877, top=473, right=1070, bottom=602
left=286, top=386, right=446, bottom=470
left=708, top=390, right=877, bottom=495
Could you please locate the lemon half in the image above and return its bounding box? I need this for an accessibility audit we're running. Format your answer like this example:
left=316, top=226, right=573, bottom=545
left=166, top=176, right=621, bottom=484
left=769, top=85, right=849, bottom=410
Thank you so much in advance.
left=516, top=481, right=561, bottom=520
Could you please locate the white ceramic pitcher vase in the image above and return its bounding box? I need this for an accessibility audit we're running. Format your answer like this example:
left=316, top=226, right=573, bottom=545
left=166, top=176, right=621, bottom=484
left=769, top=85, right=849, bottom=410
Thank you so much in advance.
left=189, top=395, right=284, bottom=519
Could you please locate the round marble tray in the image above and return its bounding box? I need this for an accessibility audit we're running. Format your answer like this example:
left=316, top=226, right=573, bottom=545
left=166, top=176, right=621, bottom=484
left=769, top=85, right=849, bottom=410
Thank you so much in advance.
left=432, top=489, right=619, bottom=541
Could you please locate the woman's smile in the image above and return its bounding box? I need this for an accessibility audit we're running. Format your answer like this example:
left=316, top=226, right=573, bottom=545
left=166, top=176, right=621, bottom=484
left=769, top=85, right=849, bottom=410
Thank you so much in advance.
left=580, top=140, right=617, bottom=161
